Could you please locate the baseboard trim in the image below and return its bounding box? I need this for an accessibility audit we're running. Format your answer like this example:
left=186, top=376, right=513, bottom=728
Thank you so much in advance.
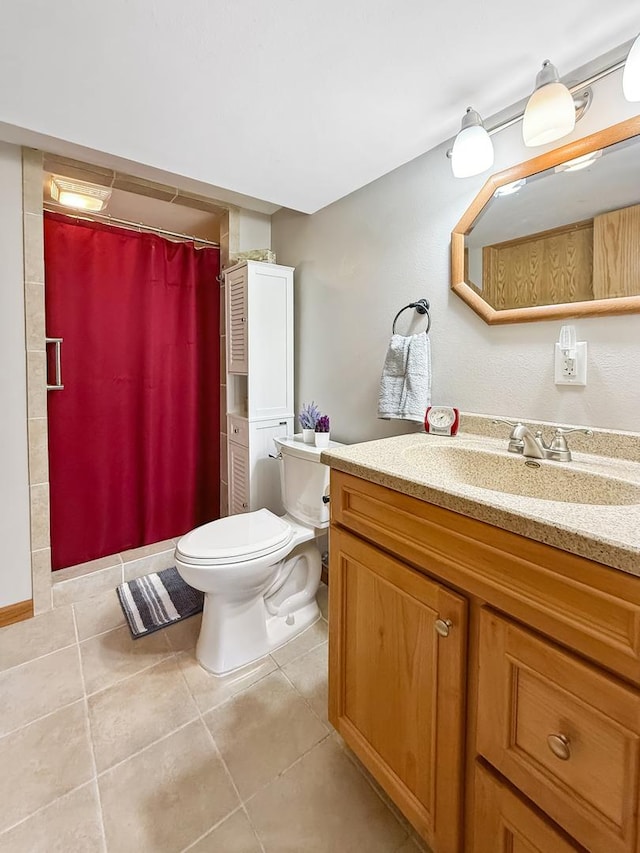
left=0, top=599, right=34, bottom=628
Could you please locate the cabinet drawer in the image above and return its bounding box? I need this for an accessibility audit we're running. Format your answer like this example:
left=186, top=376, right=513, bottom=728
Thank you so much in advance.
left=477, top=609, right=640, bottom=853
left=472, top=764, right=580, bottom=853
left=228, top=415, right=248, bottom=447
left=331, top=470, right=640, bottom=684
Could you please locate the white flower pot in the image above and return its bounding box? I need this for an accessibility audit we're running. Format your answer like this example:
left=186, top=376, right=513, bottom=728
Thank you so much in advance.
left=302, top=428, right=316, bottom=444
left=314, top=432, right=330, bottom=448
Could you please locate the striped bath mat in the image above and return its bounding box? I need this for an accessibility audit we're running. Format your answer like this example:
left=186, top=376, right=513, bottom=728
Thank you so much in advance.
left=117, top=567, right=204, bottom=639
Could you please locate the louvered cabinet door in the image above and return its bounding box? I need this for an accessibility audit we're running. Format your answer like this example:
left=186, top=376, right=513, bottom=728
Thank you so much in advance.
left=226, top=267, right=248, bottom=374
left=228, top=442, right=249, bottom=514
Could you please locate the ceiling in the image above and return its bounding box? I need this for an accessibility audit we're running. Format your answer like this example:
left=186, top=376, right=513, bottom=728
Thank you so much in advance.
left=0, top=1, right=638, bottom=214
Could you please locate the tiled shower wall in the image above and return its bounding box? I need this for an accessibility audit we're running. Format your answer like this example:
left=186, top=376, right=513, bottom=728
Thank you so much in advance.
left=22, top=148, right=52, bottom=614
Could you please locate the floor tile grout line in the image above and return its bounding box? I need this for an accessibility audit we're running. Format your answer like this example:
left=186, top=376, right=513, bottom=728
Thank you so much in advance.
left=277, top=665, right=332, bottom=732
left=241, top=731, right=333, bottom=809
left=83, top=647, right=179, bottom=700
left=0, top=693, right=87, bottom=742
left=74, top=620, right=127, bottom=644
left=71, top=606, right=109, bottom=853
left=178, top=804, right=246, bottom=852
left=94, top=717, right=197, bottom=779
left=0, top=637, right=78, bottom=677
left=0, top=779, right=98, bottom=840
left=174, top=650, right=267, bottom=853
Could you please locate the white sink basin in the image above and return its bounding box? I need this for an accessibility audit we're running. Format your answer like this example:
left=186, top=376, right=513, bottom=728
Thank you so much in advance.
left=401, top=444, right=640, bottom=506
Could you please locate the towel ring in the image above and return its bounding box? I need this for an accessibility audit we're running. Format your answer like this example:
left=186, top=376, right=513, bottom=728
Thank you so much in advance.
left=392, top=299, right=431, bottom=335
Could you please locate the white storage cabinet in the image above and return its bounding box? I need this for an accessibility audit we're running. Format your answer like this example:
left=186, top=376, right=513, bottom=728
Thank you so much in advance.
left=224, top=261, right=294, bottom=515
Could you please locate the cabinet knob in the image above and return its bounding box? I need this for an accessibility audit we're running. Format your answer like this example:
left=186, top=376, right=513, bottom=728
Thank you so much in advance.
left=547, top=733, right=571, bottom=761
left=233, top=427, right=239, bottom=433
left=435, top=618, right=452, bottom=638
left=242, top=502, right=248, bottom=509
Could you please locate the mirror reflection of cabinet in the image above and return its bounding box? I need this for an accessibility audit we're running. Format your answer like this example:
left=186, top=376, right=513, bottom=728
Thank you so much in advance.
left=477, top=202, right=640, bottom=310
left=451, top=115, right=640, bottom=324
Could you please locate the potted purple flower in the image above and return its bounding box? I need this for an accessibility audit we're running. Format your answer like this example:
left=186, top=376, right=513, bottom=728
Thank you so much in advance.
left=314, top=414, right=331, bottom=448
left=299, top=401, right=321, bottom=444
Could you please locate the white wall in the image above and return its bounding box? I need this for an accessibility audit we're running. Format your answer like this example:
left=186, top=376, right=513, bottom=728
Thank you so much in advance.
left=238, top=210, right=272, bottom=252
left=272, top=71, right=640, bottom=443
left=0, top=142, right=32, bottom=607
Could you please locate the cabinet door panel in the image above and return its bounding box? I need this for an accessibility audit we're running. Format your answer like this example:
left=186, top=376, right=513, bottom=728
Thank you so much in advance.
left=473, top=764, right=580, bottom=853
left=477, top=609, right=640, bottom=853
left=226, top=268, right=248, bottom=374
left=329, top=527, right=467, bottom=853
left=228, top=442, right=249, bottom=515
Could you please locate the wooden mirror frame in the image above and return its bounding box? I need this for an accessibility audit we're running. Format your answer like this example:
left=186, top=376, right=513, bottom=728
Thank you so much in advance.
left=451, top=114, right=640, bottom=324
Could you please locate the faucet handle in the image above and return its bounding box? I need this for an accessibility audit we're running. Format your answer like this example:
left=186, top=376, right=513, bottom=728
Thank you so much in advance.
left=549, top=427, right=593, bottom=454
left=492, top=418, right=522, bottom=430
left=492, top=419, right=525, bottom=454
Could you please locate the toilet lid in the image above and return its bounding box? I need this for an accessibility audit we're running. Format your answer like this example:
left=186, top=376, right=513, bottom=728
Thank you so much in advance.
left=176, top=508, right=292, bottom=564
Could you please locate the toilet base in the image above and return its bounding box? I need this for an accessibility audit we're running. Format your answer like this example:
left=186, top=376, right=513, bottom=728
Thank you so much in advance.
left=266, top=600, right=321, bottom=656
left=196, top=601, right=321, bottom=676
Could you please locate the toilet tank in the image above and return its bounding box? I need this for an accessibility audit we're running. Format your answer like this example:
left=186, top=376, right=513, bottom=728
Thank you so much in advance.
left=273, top=436, right=343, bottom=528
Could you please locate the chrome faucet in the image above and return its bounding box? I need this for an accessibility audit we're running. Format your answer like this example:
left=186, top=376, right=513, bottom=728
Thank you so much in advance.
left=493, top=419, right=593, bottom=462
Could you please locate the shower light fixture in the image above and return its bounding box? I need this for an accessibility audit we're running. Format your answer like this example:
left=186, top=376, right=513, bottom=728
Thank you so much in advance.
left=50, top=176, right=112, bottom=212
left=450, top=108, right=494, bottom=178
left=623, top=33, right=640, bottom=100
left=522, top=60, right=575, bottom=147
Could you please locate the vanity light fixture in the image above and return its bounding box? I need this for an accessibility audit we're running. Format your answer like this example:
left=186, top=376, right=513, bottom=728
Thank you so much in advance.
left=623, top=33, right=640, bottom=100
left=50, top=176, right=112, bottom=212
left=493, top=178, right=526, bottom=197
left=450, top=108, right=494, bottom=178
left=448, top=37, right=635, bottom=178
left=554, top=149, right=602, bottom=173
left=522, top=61, right=576, bottom=147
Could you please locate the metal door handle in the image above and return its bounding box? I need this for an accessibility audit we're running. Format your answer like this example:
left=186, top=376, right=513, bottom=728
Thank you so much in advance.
left=46, top=337, right=64, bottom=390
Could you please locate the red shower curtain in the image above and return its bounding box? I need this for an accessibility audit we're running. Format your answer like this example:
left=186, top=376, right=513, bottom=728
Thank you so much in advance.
left=44, top=212, right=220, bottom=570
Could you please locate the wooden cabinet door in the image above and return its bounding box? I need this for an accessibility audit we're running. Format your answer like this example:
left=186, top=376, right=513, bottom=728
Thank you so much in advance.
left=328, top=527, right=467, bottom=853
left=226, top=267, right=248, bottom=374
left=472, top=764, right=580, bottom=853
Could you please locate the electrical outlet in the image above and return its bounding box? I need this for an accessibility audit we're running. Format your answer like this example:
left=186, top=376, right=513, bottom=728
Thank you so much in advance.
left=555, top=342, right=587, bottom=385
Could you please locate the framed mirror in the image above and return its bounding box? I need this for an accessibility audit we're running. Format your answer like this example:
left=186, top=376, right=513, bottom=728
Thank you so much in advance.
left=451, top=115, right=640, bottom=324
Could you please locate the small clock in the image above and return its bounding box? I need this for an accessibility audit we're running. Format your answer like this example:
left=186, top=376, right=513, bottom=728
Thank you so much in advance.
left=424, top=406, right=460, bottom=436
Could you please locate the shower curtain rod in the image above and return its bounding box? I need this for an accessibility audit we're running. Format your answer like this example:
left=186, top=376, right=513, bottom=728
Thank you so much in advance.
left=43, top=204, right=220, bottom=248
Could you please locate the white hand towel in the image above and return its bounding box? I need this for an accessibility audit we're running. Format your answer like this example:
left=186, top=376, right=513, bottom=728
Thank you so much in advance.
left=377, top=333, right=431, bottom=422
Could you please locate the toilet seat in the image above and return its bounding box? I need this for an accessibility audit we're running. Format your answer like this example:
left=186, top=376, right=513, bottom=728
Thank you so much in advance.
left=176, top=508, right=293, bottom=567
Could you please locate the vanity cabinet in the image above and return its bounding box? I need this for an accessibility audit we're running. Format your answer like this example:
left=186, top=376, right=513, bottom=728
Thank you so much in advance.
left=328, top=469, right=640, bottom=853
left=223, top=261, right=294, bottom=515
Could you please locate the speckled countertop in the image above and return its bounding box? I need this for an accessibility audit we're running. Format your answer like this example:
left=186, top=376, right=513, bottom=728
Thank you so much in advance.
left=321, top=424, right=640, bottom=578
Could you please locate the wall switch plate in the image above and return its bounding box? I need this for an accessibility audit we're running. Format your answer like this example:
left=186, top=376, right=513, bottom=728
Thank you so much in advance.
left=555, top=341, right=587, bottom=385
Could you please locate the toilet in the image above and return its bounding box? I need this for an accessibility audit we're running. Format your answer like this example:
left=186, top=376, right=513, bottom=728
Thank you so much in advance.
left=175, top=435, right=341, bottom=675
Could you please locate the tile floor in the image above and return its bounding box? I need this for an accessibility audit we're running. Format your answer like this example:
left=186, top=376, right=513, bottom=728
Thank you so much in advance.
left=0, top=584, right=426, bottom=852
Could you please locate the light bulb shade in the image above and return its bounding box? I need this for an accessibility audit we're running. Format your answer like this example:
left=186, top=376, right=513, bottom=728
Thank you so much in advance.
left=623, top=33, right=640, bottom=101
left=450, top=110, right=494, bottom=178
left=523, top=61, right=575, bottom=147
